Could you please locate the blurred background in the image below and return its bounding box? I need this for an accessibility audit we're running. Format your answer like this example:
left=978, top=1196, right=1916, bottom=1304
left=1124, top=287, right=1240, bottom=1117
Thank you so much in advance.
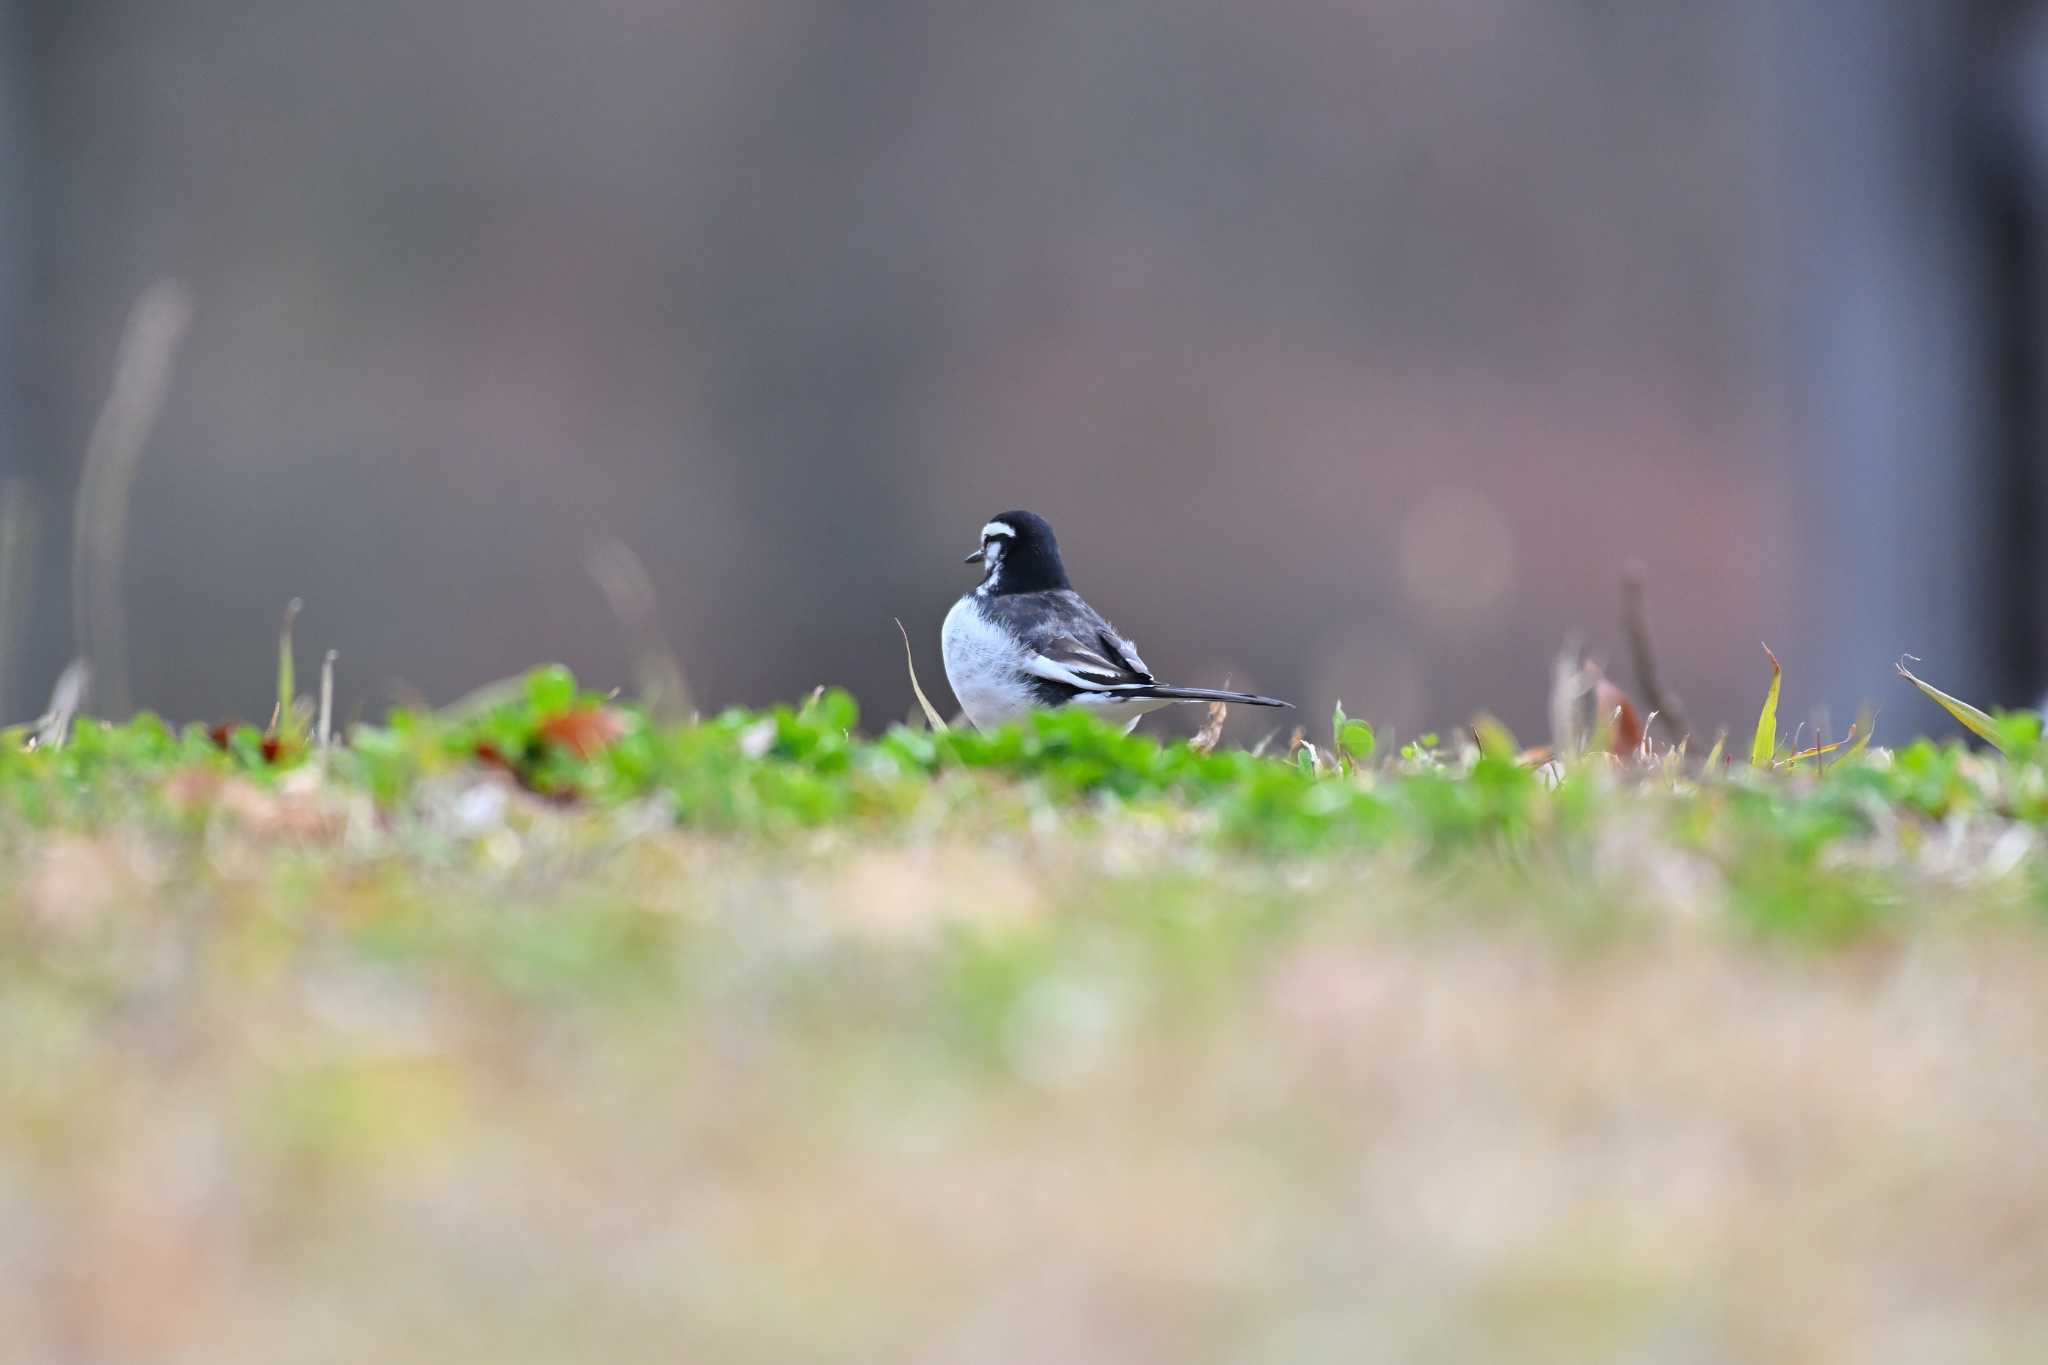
left=0, top=0, right=2042, bottom=743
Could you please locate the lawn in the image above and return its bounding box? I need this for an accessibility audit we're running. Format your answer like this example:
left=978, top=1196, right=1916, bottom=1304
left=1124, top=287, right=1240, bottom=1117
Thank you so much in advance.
left=5, top=665, right=2047, bottom=1362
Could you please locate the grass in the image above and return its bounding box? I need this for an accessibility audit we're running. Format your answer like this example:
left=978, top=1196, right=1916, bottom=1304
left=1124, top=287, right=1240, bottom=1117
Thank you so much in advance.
left=6, top=661, right=2048, bottom=1361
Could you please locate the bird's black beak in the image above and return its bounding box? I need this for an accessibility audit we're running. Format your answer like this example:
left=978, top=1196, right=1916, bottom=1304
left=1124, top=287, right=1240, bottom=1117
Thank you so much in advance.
left=963, top=548, right=984, bottom=564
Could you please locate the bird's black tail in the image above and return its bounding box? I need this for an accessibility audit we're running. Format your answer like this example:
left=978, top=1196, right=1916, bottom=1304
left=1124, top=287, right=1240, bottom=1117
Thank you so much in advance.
left=1126, top=686, right=1292, bottom=709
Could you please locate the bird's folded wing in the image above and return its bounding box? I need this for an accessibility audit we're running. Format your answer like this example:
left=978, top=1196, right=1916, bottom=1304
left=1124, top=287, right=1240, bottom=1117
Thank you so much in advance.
left=1023, top=634, right=1156, bottom=691
left=1104, top=629, right=1151, bottom=680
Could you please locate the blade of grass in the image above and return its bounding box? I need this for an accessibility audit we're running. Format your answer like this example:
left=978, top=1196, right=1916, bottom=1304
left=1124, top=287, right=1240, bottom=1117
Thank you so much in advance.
left=1895, top=659, right=2003, bottom=751
left=1472, top=713, right=1518, bottom=761
left=894, top=618, right=948, bottom=732
left=1783, top=733, right=1851, bottom=766
left=1750, top=644, right=1781, bottom=768
left=1842, top=707, right=1876, bottom=760
left=31, top=658, right=88, bottom=750
left=319, top=649, right=338, bottom=755
left=0, top=477, right=36, bottom=720
left=587, top=539, right=693, bottom=720
left=1621, top=564, right=1689, bottom=743
left=72, top=281, right=192, bottom=718
left=439, top=675, right=528, bottom=721
left=1549, top=639, right=1589, bottom=758
left=272, top=597, right=302, bottom=736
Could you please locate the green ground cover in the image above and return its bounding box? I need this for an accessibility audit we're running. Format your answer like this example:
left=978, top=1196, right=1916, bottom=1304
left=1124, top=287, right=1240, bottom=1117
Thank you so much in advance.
left=5, top=665, right=2047, bottom=1361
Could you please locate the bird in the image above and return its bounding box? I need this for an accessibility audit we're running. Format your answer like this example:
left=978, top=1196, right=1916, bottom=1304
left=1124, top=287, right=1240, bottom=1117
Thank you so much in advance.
left=940, top=509, right=1293, bottom=732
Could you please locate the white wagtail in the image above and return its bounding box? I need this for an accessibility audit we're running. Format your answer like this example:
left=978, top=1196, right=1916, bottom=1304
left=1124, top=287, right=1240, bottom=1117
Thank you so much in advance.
left=941, top=509, right=1293, bottom=731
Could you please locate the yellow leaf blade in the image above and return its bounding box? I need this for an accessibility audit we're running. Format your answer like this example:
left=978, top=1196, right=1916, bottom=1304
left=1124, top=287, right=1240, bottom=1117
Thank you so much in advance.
left=1843, top=707, right=1876, bottom=761
left=1895, top=660, right=2002, bottom=752
left=1749, top=644, right=1781, bottom=769
left=1782, top=733, right=1850, bottom=767
left=895, top=618, right=948, bottom=732
left=1472, top=712, right=1518, bottom=761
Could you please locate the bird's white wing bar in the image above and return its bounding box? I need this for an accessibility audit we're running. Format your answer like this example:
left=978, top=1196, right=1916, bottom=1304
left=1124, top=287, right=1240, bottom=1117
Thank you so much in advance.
left=1025, top=629, right=1160, bottom=691
left=1022, top=648, right=1150, bottom=692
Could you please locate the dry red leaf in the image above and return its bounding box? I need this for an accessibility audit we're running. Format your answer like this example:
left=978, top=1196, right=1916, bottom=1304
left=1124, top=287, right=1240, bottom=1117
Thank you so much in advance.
left=206, top=722, right=286, bottom=764
left=1595, top=678, right=1645, bottom=756
left=536, top=706, right=627, bottom=758
left=472, top=741, right=515, bottom=772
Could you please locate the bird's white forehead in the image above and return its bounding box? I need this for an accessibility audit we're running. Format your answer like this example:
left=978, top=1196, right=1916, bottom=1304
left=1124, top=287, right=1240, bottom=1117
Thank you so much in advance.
left=981, top=521, right=1017, bottom=541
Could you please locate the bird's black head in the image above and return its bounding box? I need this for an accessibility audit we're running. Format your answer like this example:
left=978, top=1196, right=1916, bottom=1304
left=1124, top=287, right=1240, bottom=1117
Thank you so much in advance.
left=963, top=509, right=1070, bottom=596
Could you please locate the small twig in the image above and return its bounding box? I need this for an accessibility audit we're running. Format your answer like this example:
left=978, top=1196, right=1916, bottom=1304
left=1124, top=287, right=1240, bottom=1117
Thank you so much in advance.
left=1622, top=563, right=1688, bottom=744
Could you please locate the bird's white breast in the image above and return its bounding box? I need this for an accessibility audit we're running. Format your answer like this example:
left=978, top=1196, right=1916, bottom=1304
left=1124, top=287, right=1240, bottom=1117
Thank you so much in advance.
left=941, top=595, right=1036, bottom=730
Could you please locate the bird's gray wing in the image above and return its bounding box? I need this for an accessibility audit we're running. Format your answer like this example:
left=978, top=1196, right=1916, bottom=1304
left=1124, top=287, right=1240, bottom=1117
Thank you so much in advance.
left=1056, top=590, right=1155, bottom=681
left=990, top=590, right=1157, bottom=692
